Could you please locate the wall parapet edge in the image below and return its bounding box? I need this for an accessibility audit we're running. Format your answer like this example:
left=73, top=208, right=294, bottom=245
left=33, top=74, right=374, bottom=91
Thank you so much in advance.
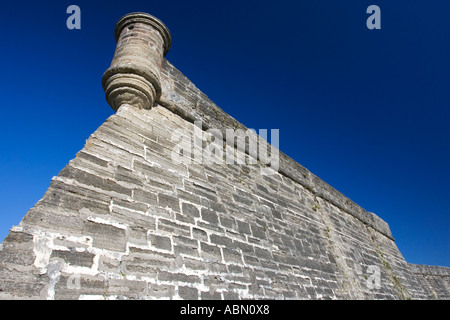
left=409, top=263, right=450, bottom=276
left=157, top=59, right=394, bottom=241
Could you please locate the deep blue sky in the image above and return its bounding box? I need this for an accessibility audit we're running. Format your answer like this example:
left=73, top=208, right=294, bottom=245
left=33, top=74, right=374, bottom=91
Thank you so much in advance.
left=0, top=1, right=448, bottom=267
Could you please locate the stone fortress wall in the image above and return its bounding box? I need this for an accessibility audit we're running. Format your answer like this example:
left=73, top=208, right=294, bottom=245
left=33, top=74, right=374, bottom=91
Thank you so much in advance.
left=0, top=12, right=448, bottom=300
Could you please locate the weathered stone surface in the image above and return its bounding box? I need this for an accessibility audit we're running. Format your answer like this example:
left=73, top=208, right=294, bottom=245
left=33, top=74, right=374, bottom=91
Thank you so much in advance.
left=83, top=221, right=127, bottom=252
left=0, top=12, right=448, bottom=301
left=0, top=231, right=35, bottom=267
left=50, top=250, right=95, bottom=268
left=409, top=264, right=450, bottom=300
